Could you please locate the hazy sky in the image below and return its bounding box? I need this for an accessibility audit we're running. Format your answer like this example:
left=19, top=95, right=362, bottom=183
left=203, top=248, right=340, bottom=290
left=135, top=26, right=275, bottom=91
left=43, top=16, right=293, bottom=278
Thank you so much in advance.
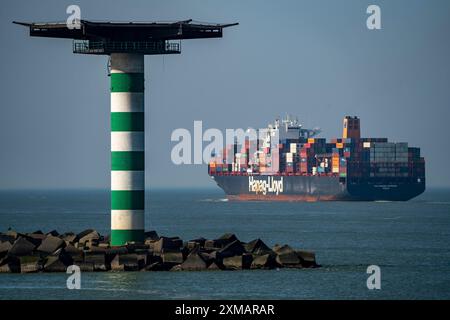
left=1, top=0, right=449, bottom=190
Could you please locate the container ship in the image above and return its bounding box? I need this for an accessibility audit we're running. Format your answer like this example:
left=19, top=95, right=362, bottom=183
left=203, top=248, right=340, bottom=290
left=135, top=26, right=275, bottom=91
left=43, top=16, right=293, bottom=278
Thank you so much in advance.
left=208, top=116, right=425, bottom=201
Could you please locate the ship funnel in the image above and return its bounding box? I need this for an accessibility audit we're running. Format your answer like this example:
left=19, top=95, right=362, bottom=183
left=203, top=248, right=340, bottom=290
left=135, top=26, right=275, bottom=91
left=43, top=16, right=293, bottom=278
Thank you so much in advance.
left=343, top=116, right=360, bottom=139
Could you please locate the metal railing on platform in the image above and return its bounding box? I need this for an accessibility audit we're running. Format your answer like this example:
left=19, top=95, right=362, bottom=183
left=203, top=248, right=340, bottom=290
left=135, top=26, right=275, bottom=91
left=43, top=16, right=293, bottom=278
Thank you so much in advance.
left=73, top=40, right=181, bottom=55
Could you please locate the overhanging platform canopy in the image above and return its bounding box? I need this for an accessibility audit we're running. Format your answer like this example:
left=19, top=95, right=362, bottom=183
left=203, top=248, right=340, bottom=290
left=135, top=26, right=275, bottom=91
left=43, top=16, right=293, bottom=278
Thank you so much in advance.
left=13, top=19, right=238, bottom=55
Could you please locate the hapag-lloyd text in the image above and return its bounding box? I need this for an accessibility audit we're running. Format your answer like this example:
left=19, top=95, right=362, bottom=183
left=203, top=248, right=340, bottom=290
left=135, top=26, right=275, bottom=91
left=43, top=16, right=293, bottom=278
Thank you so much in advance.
left=249, top=176, right=284, bottom=195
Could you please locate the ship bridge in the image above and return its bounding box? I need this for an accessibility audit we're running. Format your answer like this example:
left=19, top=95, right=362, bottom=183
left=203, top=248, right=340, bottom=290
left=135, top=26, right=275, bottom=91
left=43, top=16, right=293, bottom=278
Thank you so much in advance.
left=274, top=115, right=321, bottom=140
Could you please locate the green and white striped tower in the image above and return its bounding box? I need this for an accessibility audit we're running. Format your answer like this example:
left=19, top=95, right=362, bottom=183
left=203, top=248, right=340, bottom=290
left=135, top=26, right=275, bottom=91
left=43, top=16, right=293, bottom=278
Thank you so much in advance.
left=110, top=53, right=145, bottom=246
left=16, top=19, right=237, bottom=247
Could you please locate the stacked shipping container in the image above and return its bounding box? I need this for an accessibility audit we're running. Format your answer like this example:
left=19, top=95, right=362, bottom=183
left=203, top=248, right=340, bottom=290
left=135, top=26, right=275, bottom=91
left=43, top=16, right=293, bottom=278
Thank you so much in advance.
left=208, top=116, right=425, bottom=182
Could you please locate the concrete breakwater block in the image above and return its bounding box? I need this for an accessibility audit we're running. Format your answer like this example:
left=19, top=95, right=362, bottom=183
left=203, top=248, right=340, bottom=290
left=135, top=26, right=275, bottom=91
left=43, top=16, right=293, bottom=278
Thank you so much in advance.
left=111, top=253, right=146, bottom=271
left=274, top=245, right=301, bottom=267
left=19, top=255, right=42, bottom=273
left=0, top=241, right=13, bottom=255
left=0, top=229, right=320, bottom=273
left=37, top=236, right=66, bottom=254
left=44, top=255, right=69, bottom=272
left=223, top=253, right=253, bottom=270
left=251, top=253, right=277, bottom=269
left=245, top=239, right=272, bottom=255
left=9, top=237, right=36, bottom=256
left=181, top=252, right=207, bottom=271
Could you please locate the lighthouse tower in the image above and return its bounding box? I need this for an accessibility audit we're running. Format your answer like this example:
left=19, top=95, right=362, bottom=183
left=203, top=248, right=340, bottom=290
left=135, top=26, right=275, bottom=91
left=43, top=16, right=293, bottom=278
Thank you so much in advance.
left=14, top=19, right=237, bottom=245
left=110, top=53, right=145, bottom=245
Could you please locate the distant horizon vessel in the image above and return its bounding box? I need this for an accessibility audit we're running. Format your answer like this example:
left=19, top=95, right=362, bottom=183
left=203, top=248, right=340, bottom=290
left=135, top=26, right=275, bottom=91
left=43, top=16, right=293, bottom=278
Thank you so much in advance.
left=208, top=116, right=425, bottom=201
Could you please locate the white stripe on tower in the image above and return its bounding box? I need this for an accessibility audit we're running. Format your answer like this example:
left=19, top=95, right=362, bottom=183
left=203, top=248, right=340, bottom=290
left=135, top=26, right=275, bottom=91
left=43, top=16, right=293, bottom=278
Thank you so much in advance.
left=111, top=171, right=145, bottom=190
left=111, top=210, right=145, bottom=230
left=111, top=92, right=144, bottom=112
left=111, top=132, right=145, bottom=151
left=110, top=53, right=145, bottom=246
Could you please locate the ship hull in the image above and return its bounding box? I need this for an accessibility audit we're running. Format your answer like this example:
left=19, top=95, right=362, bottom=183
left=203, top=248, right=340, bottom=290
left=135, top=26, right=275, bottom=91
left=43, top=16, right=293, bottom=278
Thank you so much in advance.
left=212, top=175, right=425, bottom=201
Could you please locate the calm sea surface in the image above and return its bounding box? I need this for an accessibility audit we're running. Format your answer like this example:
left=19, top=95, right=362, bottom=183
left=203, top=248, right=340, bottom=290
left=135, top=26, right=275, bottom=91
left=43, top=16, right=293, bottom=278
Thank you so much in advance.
left=0, top=188, right=449, bottom=300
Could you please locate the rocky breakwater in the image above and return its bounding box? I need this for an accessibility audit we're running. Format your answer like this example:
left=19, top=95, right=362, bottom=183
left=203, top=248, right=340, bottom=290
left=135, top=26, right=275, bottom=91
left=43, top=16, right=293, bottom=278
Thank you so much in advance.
left=0, top=229, right=319, bottom=273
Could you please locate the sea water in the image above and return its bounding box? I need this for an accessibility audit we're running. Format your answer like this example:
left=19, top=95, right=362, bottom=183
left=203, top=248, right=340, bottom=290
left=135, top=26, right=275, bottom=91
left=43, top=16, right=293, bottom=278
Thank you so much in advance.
left=0, top=188, right=449, bottom=299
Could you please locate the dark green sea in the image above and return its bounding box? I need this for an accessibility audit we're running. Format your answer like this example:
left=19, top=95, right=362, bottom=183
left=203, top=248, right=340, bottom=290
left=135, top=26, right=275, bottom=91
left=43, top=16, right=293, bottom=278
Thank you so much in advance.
left=0, top=188, right=449, bottom=299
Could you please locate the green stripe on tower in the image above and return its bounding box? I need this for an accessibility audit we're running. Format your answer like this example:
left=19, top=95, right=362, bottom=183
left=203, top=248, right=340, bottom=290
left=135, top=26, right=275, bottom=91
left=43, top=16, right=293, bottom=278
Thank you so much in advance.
left=111, top=73, right=144, bottom=92
left=111, top=190, right=145, bottom=210
left=111, top=229, right=145, bottom=246
left=111, top=112, right=144, bottom=131
left=111, top=151, right=145, bottom=171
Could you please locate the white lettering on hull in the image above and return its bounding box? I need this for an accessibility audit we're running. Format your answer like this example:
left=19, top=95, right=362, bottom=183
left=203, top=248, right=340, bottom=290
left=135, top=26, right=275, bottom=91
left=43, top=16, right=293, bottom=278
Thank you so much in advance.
left=248, top=176, right=284, bottom=195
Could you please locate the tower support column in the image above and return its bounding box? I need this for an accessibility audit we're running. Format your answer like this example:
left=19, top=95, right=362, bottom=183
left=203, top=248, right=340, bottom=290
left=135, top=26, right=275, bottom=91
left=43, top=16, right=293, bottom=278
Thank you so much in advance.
left=110, top=53, right=145, bottom=246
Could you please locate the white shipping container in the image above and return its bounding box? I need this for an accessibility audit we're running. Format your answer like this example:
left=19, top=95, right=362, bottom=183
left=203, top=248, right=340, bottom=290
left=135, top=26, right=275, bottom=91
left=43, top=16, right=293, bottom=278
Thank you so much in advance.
left=290, top=143, right=297, bottom=153
left=286, top=153, right=293, bottom=162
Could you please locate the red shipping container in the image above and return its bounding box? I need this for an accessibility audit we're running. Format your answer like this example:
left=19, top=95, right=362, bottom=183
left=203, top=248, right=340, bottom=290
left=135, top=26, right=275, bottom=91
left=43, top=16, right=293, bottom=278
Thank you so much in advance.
left=285, top=166, right=294, bottom=173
